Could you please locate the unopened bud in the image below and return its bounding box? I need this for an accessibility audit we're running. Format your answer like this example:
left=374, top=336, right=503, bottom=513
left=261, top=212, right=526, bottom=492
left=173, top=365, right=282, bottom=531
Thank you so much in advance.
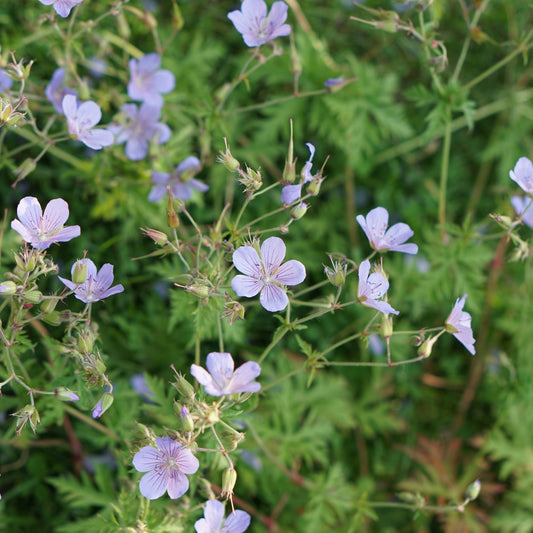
left=167, top=196, right=180, bottom=228
left=24, top=290, right=42, bottom=304
left=55, top=387, right=80, bottom=402
left=221, top=467, right=238, bottom=498
left=381, top=315, right=393, bottom=338
left=72, top=260, right=88, bottom=284
left=41, top=298, right=58, bottom=314
left=418, top=336, right=438, bottom=358
left=0, top=281, right=17, bottom=296
left=465, top=479, right=481, bottom=501
left=172, top=373, right=195, bottom=400
left=186, top=283, right=210, bottom=299
left=180, top=405, right=195, bottom=432
left=238, top=166, right=262, bottom=192
left=290, top=202, right=308, bottom=220
left=78, top=329, right=96, bottom=353
left=92, top=392, right=114, bottom=419
left=141, top=227, right=168, bottom=246
left=217, top=138, right=240, bottom=172
left=307, top=177, right=323, bottom=196
left=324, top=259, right=346, bottom=286
left=42, top=311, right=61, bottom=326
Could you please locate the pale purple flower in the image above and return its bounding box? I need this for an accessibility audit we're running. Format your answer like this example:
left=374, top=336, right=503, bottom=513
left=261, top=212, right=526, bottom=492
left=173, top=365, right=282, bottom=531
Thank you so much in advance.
left=357, top=259, right=399, bottom=316
left=148, top=156, right=208, bottom=202
left=445, top=294, right=476, bottom=355
left=281, top=143, right=316, bottom=204
left=111, top=103, right=170, bottom=161
left=59, top=258, right=124, bottom=303
left=62, top=94, right=113, bottom=150
left=11, top=196, right=80, bottom=249
left=131, top=374, right=156, bottom=404
left=87, top=57, right=107, bottom=78
left=38, top=0, right=84, bottom=18
left=228, top=0, right=291, bottom=47
left=368, top=334, right=385, bottom=356
left=132, top=437, right=199, bottom=500
left=92, top=398, right=104, bottom=418
left=324, top=77, right=344, bottom=88
left=511, top=195, right=533, bottom=228
left=509, top=157, right=533, bottom=196
left=195, top=499, right=251, bottom=533
left=356, top=207, right=418, bottom=254
left=127, top=53, right=175, bottom=108
left=45, top=68, right=77, bottom=113
left=190, top=352, right=261, bottom=397
left=231, top=236, right=306, bottom=312
left=0, top=69, right=13, bottom=93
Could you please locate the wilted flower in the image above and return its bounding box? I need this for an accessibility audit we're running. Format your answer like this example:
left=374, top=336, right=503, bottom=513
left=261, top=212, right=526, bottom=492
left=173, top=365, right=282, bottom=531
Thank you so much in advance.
left=0, top=69, right=13, bottom=93
left=357, top=259, right=399, bottom=315
left=148, top=156, right=208, bottom=202
left=127, top=53, right=175, bottom=107
left=194, top=499, right=251, bottom=533
left=445, top=294, right=476, bottom=355
left=11, top=196, right=80, bottom=249
left=59, top=258, right=124, bottom=303
left=231, top=236, right=306, bottom=312
left=509, top=156, right=533, bottom=196
left=228, top=0, right=291, bottom=47
left=511, top=195, right=533, bottom=228
left=190, top=352, right=261, bottom=397
left=356, top=207, right=418, bottom=254
left=62, top=94, right=113, bottom=150
left=280, top=143, right=317, bottom=204
left=132, top=437, right=199, bottom=500
left=38, top=0, right=84, bottom=17
left=111, top=102, right=170, bottom=161
left=45, top=68, right=77, bottom=113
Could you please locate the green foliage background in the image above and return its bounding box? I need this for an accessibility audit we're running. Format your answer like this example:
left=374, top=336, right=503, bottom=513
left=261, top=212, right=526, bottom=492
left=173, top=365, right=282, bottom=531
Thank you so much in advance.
left=1, top=0, right=533, bottom=531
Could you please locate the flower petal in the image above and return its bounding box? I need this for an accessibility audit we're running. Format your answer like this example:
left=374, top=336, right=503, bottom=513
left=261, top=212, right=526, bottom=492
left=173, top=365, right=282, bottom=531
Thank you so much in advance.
left=16, top=196, right=42, bottom=232
left=273, top=259, right=306, bottom=286
left=167, top=470, right=189, bottom=499
left=260, top=237, right=286, bottom=276
left=132, top=446, right=163, bottom=472
left=42, top=198, right=69, bottom=232
left=233, top=246, right=262, bottom=277
left=191, top=364, right=219, bottom=393
left=260, top=283, right=288, bottom=312
left=202, top=500, right=225, bottom=531
left=224, top=510, right=252, bottom=533
left=176, top=448, right=199, bottom=475
left=280, top=184, right=303, bottom=204
left=229, top=361, right=261, bottom=393
left=231, top=275, right=263, bottom=297
left=206, top=352, right=235, bottom=386
left=139, top=469, right=168, bottom=500
left=176, top=156, right=201, bottom=175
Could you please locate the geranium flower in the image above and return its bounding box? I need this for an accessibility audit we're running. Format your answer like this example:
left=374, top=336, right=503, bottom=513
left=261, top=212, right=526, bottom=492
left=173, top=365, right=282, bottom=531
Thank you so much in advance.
left=38, top=0, right=84, bottom=17
left=195, top=499, right=251, bottom=533
left=45, top=68, right=77, bottom=113
left=190, top=352, right=261, bottom=397
left=132, top=437, right=199, bottom=500
left=445, top=294, right=476, bottom=355
left=11, top=196, right=80, bottom=249
left=59, top=258, right=124, bottom=303
left=509, top=157, right=533, bottom=196
left=127, top=53, right=175, bottom=108
left=511, top=195, right=533, bottom=228
left=110, top=102, right=170, bottom=161
left=148, top=156, right=208, bottom=202
left=231, top=236, right=306, bottom=312
left=228, top=0, right=291, bottom=47
left=356, top=207, right=418, bottom=254
left=357, top=259, right=399, bottom=315
left=62, top=94, right=113, bottom=150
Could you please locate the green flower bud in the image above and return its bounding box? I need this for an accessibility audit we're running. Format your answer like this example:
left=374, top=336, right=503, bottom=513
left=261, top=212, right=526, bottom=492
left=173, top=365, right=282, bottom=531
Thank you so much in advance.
left=307, top=177, right=323, bottom=196
left=0, top=281, right=17, bottom=296
left=42, top=311, right=61, bottom=326
left=381, top=315, right=393, bottom=338
left=221, top=467, right=238, bottom=498
left=172, top=373, right=196, bottom=401
left=217, top=138, right=240, bottom=172
left=290, top=202, right=308, bottom=220
left=465, top=479, right=481, bottom=501
left=55, top=387, right=80, bottom=402
left=24, top=290, right=42, bottom=304
left=141, top=227, right=168, bottom=246
left=72, top=260, right=88, bottom=284
left=167, top=196, right=180, bottom=228
left=40, top=298, right=58, bottom=314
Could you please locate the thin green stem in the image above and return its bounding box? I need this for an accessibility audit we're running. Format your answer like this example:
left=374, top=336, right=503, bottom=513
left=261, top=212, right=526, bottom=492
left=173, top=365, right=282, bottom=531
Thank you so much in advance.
left=438, top=109, right=452, bottom=239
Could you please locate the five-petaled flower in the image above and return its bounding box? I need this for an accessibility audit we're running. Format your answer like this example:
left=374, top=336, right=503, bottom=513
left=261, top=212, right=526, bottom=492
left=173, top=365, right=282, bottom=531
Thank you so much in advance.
left=127, top=53, right=175, bottom=108
left=231, top=236, right=306, bottom=312
left=132, top=437, right=199, bottom=500
left=11, top=196, right=80, bottom=249
left=445, top=294, right=476, bottom=355
left=357, top=259, right=399, bottom=316
left=148, top=156, right=208, bottom=202
left=511, top=195, right=533, bottom=228
left=281, top=143, right=318, bottom=205
left=46, top=68, right=77, bottom=113
left=110, top=102, right=171, bottom=161
left=191, top=352, right=261, bottom=397
left=62, top=94, right=113, bottom=150
left=509, top=157, right=533, bottom=196
left=59, top=258, right=124, bottom=303
left=194, top=499, right=251, bottom=533
left=228, top=0, right=291, bottom=47
left=356, top=207, right=418, bottom=254
left=38, top=0, right=84, bottom=17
